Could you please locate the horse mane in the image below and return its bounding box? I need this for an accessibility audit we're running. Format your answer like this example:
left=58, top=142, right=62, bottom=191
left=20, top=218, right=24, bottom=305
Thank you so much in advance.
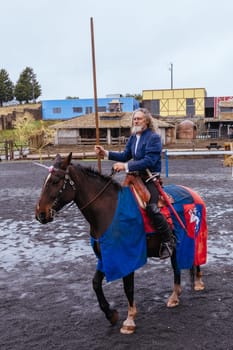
left=74, top=164, right=122, bottom=190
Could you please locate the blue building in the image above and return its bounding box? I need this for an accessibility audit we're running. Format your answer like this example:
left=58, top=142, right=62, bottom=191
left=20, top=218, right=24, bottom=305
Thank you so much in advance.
left=42, top=97, right=140, bottom=120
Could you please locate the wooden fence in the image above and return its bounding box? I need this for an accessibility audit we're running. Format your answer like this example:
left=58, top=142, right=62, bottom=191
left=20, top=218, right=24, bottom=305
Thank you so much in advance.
left=0, top=141, right=29, bottom=160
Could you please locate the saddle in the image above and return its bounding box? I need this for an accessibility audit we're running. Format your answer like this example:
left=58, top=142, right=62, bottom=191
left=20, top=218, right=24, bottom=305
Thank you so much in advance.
left=123, top=174, right=150, bottom=208
left=123, top=174, right=174, bottom=209
left=123, top=174, right=174, bottom=232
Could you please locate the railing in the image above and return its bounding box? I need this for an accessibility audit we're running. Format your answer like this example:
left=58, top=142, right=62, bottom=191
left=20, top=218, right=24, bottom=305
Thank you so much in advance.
left=164, top=149, right=233, bottom=178
left=0, top=141, right=29, bottom=160
left=111, top=136, right=128, bottom=145
left=57, top=136, right=128, bottom=145
left=196, top=130, right=218, bottom=139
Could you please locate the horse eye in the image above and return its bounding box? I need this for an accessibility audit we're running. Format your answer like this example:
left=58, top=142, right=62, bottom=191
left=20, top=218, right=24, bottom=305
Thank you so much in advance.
left=51, top=176, right=61, bottom=185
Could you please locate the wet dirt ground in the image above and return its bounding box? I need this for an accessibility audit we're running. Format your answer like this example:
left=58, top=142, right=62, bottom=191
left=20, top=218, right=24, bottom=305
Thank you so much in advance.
left=0, top=157, right=232, bottom=350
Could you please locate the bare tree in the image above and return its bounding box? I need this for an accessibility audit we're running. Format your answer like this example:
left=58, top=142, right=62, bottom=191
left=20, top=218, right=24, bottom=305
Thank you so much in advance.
left=13, top=116, right=54, bottom=159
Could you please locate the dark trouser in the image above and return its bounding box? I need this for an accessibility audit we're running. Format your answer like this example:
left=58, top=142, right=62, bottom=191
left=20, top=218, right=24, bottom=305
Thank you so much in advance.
left=145, top=180, right=172, bottom=241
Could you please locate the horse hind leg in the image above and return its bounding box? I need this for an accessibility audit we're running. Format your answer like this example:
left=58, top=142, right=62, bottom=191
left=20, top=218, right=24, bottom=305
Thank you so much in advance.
left=167, top=250, right=182, bottom=308
left=190, top=265, right=205, bottom=291
left=120, top=272, right=137, bottom=335
left=92, top=270, right=119, bottom=325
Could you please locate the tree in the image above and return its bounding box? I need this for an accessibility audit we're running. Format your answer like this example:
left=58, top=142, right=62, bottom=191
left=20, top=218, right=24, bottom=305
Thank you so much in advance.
left=30, top=120, right=54, bottom=160
left=125, top=93, right=142, bottom=102
left=14, top=67, right=41, bottom=104
left=13, top=114, right=38, bottom=146
left=13, top=115, right=54, bottom=160
left=0, top=69, right=14, bottom=106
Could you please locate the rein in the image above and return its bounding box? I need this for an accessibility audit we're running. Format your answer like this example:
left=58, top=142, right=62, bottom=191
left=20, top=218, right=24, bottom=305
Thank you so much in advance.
left=53, top=166, right=115, bottom=212
left=79, top=168, right=117, bottom=210
left=79, top=177, right=113, bottom=210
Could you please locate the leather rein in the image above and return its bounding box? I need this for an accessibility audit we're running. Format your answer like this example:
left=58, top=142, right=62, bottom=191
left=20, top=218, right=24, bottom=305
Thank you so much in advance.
left=52, top=166, right=114, bottom=212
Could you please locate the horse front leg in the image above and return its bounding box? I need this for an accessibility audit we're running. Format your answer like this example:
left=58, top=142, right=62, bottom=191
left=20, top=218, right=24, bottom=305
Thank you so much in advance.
left=92, top=270, right=119, bottom=325
left=120, top=272, right=137, bottom=335
left=167, top=250, right=182, bottom=307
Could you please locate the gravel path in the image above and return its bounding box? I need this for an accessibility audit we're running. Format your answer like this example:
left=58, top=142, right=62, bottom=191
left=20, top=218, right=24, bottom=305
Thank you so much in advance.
left=0, top=157, right=232, bottom=350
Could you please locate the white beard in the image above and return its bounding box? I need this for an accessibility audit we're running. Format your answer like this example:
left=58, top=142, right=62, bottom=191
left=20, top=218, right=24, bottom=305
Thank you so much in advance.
left=131, top=125, right=143, bottom=134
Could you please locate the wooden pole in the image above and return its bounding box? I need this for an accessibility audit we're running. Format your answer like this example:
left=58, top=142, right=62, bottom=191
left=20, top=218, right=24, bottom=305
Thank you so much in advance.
left=4, top=140, right=8, bottom=161
left=90, top=17, right=101, bottom=173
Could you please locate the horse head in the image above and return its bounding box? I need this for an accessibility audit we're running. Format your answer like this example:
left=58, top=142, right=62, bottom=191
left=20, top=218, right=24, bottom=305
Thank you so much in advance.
left=35, top=152, right=76, bottom=224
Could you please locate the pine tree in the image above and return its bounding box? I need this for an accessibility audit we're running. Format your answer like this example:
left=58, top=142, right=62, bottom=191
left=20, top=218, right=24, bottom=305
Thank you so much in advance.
left=0, top=69, right=14, bottom=106
left=14, top=67, right=41, bottom=103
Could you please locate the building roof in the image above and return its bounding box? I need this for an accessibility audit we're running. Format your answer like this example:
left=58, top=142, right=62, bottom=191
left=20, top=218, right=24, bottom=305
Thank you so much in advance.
left=178, top=119, right=195, bottom=128
left=50, top=112, right=173, bottom=130
left=109, top=99, right=122, bottom=104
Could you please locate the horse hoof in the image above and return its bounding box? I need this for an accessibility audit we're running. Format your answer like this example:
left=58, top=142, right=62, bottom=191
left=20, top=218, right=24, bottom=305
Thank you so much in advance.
left=120, top=325, right=136, bottom=334
left=109, top=309, right=119, bottom=326
left=194, top=282, right=205, bottom=291
left=167, top=299, right=180, bottom=308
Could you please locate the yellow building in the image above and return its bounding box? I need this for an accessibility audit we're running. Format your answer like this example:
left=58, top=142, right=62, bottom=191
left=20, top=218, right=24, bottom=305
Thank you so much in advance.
left=142, top=88, right=206, bottom=118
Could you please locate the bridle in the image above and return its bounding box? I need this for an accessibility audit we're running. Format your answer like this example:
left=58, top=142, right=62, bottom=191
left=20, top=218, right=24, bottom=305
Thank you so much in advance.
left=51, top=169, right=76, bottom=210
left=50, top=165, right=114, bottom=212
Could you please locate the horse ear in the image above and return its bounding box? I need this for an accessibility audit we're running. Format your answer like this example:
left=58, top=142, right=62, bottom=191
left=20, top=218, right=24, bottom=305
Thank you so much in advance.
left=54, top=153, right=62, bottom=163
left=67, top=152, right=72, bottom=164
left=60, top=152, right=73, bottom=170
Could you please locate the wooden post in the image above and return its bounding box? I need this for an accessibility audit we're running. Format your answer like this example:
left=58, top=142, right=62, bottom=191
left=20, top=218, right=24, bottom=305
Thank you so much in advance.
left=4, top=140, right=9, bottom=160
left=9, top=140, right=14, bottom=160
left=90, top=17, right=101, bottom=173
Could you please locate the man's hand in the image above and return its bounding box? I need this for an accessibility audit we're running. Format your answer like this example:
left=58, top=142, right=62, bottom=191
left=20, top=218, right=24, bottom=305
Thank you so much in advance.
left=113, top=162, right=126, bottom=172
left=95, top=145, right=106, bottom=158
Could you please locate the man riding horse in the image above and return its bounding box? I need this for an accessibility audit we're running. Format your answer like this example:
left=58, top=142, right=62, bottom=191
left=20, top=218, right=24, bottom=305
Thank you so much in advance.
left=95, top=107, right=175, bottom=259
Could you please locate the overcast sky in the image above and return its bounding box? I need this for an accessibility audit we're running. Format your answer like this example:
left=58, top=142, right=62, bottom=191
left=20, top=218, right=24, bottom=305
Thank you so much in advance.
left=1, top=0, right=233, bottom=101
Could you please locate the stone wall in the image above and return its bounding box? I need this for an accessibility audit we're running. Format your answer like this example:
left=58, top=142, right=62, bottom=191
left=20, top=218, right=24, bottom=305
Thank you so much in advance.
left=0, top=103, right=42, bottom=130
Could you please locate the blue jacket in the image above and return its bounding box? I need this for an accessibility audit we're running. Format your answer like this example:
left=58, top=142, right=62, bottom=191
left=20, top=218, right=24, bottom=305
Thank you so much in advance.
left=109, top=128, right=162, bottom=173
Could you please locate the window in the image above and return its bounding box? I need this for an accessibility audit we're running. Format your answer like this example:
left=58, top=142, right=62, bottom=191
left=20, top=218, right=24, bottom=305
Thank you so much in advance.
left=186, top=98, right=195, bottom=116
left=186, top=98, right=194, bottom=106
left=109, top=103, right=122, bottom=112
left=220, top=107, right=233, bottom=113
left=85, top=106, right=93, bottom=114
left=53, top=107, right=61, bottom=114
left=142, top=100, right=160, bottom=115
left=73, top=107, right=83, bottom=113
left=98, top=106, right=107, bottom=112
left=151, top=100, right=160, bottom=115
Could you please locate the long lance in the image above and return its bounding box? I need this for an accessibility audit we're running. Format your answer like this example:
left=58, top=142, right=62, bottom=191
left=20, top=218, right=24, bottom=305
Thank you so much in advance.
left=146, top=169, right=187, bottom=232
left=90, top=17, right=101, bottom=173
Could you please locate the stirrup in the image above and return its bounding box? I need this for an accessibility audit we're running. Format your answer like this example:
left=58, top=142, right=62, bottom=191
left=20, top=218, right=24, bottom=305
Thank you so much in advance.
left=159, top=240, right=175, bottom=260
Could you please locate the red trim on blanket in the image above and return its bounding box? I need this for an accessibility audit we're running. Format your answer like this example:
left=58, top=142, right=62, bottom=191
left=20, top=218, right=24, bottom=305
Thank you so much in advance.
left=139, top=206, right=173, bottom=234
left=181, top=186, right=208, bottom=265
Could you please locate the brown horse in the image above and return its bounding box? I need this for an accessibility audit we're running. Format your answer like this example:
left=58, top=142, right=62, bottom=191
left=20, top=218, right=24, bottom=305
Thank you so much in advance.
left=35, top=153, right=207, bottom=334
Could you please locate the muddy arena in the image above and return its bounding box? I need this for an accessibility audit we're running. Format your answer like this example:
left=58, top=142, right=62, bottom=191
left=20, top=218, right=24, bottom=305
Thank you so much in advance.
left=0, top=157, right=232, bottom=350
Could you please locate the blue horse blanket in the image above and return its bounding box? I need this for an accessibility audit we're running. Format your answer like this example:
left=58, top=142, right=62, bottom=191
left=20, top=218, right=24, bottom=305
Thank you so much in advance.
left=164, top=185, right=207, bottom=270
left=91, top=185, right=207, bottom=282
left=91, top=187, right=147, bottom=282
